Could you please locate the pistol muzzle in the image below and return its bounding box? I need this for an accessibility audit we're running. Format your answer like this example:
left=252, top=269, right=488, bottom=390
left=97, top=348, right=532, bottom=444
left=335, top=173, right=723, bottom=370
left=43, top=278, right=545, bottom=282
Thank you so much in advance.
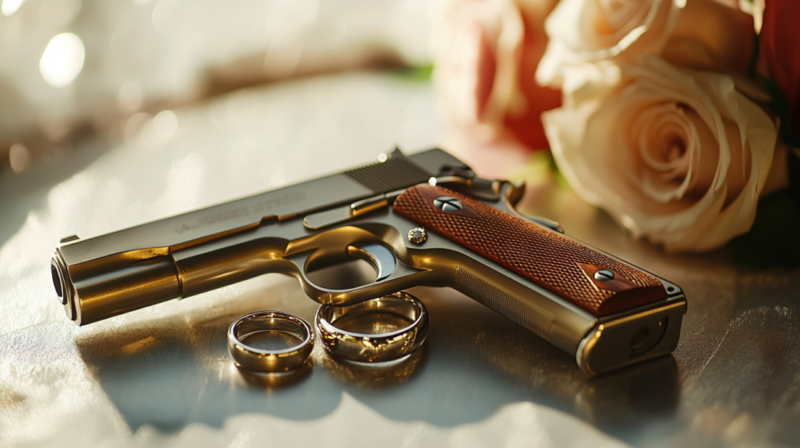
left=51, top=251, right=181, bottom=326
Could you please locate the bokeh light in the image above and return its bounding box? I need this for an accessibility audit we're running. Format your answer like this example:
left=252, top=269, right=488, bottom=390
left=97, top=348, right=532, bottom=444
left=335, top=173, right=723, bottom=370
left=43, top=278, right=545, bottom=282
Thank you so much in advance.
left=9, top=143, right=31, bottom=172
left=1, top=0, right=25, bottom=16
left=39, top=33, right=85, bottom=87
left=152, top=110, right=178, bottom=140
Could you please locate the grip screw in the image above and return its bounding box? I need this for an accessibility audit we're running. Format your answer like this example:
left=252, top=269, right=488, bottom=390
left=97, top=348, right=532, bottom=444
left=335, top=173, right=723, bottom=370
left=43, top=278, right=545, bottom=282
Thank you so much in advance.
left=594, top=269, right=615, bottom=281
left=433, top=196, right=462, bottom=212
left=407, top=227, right=428, bottom=244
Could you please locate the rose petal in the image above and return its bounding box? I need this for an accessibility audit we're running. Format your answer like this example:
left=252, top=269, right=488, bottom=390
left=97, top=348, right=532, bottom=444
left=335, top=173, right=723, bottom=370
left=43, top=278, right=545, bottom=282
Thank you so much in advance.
left=635, top=104, right=694, bottom=202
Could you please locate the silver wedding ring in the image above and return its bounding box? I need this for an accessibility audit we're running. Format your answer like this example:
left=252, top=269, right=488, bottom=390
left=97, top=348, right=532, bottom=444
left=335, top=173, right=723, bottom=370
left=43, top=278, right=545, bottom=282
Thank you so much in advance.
left=315, top=292, right=430, bottom=363
left=228, top=310, right=314, bottom=373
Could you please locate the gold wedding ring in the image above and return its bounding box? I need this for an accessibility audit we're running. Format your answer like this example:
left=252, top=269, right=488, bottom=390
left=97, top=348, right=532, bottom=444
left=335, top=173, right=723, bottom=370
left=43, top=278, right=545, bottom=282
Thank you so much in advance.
left=228, top=311, right=314, bottom=373
left=315, top=292, right=430, bottom=363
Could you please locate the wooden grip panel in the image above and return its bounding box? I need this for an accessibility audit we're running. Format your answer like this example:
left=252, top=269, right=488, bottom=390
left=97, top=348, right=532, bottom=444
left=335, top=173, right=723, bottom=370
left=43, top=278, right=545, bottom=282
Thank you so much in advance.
left=393, top=185, right=666, bottom=316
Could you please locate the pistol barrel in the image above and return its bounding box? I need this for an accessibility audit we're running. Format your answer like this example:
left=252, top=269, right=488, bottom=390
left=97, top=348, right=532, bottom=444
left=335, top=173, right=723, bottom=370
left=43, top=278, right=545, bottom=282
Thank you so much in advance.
left=52, top=253, right=180, bottom=325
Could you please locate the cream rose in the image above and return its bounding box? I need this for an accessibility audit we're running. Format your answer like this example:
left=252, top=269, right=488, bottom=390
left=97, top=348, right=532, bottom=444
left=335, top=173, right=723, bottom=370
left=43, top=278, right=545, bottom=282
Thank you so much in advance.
left=536, top=0, right=755, bottom=88
left=543, top=57, right=782, bottom=252
left=432, top=0, right=561, bottom=177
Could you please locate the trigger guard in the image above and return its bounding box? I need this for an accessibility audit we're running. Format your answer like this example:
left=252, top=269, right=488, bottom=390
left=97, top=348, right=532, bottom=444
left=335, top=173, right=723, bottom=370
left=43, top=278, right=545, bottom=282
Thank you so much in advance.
left=347, top=243, right=396, bottom=281
left=288, top=247, right=428, bottom=306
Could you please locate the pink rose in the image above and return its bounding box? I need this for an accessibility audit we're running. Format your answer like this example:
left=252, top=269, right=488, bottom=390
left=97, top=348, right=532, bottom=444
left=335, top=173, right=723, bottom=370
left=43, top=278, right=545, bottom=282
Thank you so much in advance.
left=433, top=0, right=561, bottom=177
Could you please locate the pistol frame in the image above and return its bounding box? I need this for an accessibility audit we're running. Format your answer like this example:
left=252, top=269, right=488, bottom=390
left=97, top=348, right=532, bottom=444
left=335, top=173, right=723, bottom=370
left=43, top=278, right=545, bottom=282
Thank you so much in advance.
left=51, top=148, right=686, bottom=375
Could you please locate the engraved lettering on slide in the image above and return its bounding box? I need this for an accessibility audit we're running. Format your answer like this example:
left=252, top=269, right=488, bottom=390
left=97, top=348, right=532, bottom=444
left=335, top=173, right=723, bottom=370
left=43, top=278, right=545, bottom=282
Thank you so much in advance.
left=175, top=191, right=306, bottom=234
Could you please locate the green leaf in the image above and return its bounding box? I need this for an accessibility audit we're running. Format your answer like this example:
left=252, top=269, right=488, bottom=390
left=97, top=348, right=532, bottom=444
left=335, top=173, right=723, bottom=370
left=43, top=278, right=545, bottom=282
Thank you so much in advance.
left=388, top=65, right=434, bottom=82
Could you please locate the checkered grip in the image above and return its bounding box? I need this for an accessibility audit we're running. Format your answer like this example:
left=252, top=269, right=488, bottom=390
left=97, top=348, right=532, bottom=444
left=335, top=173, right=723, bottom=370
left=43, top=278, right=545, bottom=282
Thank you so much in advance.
left=393, top=185, right=666, bottom=317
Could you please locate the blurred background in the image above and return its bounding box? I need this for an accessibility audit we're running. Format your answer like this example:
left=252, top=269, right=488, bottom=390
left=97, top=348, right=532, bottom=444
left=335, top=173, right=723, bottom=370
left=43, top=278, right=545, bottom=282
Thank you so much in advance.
left=0, top=0, right=432, bottom=173
left=3, top=3, right=800, bottom=447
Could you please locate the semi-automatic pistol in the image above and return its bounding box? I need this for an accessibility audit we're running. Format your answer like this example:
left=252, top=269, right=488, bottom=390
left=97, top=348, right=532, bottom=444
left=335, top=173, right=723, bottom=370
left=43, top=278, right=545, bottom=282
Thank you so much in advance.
left=50, top=148, right=686, bottom=375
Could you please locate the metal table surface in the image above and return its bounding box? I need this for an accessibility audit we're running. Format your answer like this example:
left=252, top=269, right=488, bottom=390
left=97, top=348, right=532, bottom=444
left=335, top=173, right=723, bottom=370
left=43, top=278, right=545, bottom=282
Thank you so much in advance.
left=1, top=71, right=798, bottom=448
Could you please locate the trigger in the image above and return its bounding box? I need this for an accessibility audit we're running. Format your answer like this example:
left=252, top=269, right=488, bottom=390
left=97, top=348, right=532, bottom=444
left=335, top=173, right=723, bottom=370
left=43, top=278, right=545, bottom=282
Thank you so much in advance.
left=347, top=244, right=396, bottom=281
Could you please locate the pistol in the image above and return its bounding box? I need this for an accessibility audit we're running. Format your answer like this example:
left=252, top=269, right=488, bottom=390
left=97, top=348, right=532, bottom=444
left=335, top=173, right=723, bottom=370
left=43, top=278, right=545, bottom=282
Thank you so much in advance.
left=50, top=148, right=686, bottom=375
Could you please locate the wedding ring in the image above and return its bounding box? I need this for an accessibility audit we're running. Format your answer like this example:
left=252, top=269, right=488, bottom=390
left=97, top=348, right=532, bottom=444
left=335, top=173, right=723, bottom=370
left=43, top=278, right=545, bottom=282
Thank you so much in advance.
left=227, top=311, right=314, bottom=373
left=315, top=292, right=429, bottom=363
